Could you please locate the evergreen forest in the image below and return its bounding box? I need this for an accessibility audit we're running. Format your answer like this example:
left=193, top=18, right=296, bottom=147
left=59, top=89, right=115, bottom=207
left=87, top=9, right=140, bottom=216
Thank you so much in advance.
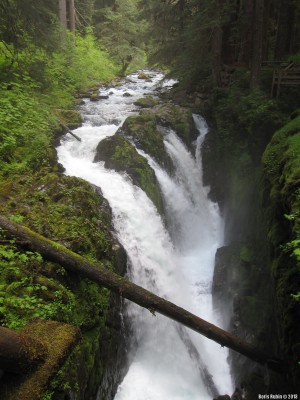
left=0, top=1, right=299, bottom=399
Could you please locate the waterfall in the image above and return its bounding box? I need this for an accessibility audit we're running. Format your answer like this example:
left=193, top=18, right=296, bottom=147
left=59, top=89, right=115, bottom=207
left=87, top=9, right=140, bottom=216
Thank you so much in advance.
left=56, top=71, right=233, bottom=399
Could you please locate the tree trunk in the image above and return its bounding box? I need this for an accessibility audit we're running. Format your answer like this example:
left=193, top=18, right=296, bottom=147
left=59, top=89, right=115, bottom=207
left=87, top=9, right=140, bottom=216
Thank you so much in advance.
left=237, top=0, right=254, bottom=67
left=58, top=0, right=67, bottom=30
left=212, top=25, right=223, bottom=86
left=69, top=0, right=76, bottom=32
left=212, top=0, right=225, bottom=86
left=0, top=326, right=47, bottom=374
left=274, top=0, right=298, bottom=60
left=250, top=0, right=264, bottom=89
left=0, top=215, right=284, bottom=373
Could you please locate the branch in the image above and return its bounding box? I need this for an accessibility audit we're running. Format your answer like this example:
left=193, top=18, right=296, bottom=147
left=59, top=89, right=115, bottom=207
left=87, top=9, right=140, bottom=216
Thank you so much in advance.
left=60, top=123, right=82, bottom=142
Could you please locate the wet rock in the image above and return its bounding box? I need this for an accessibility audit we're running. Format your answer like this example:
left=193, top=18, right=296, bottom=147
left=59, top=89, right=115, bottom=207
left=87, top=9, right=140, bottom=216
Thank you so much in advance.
left=214, top=395, right=231, bottom=400
left=90, top=93, right=100, bottom=101
left=138, top=72, right=151, bottom=80
left=141, top=102, right=198, bottom=150
left=123, top=92, right=132, bottom=97
left=120, top=114, right=174, bottom=173
left=134, top=96, right=158, bottom=108
left=231, top=388, right=244, bottom=400
left=94, top=134, right=164, bottom=215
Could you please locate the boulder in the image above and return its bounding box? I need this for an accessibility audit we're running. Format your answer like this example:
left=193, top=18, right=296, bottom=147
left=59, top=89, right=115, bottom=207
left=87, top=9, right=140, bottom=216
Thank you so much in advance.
left=94, top=134, right=164, bottom=215
left=120, top=114, right=174, bottom=173
left=141, top=103, right=198, bottom=150
left=90, top=93, right=100, bottom=101
left=138, top=72, right=151, bottom=80
left=134, top=96, right=158, bottom=108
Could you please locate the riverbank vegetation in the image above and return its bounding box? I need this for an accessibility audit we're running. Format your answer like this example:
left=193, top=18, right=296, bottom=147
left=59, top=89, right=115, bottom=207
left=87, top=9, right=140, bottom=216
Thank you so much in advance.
left=0, top=2, right=129, bottom=398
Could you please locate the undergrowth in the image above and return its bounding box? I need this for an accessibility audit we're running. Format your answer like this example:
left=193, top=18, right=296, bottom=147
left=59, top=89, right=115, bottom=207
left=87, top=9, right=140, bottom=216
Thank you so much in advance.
left=0, top=31, right=117, bottom=176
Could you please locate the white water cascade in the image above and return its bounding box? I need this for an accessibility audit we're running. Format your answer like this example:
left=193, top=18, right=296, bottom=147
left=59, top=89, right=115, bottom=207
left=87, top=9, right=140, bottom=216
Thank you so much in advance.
left=56, top=71, right=233, bottom=399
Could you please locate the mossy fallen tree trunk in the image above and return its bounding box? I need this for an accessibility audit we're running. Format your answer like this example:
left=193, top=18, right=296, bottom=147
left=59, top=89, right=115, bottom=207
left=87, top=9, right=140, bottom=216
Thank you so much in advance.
left=0, top=321, right=81, bottom=400
left=0, top=215, right=283, bottom=373
left=0, top=326, right=47, bottom=374
left=60, top=123, right=82, bottom=142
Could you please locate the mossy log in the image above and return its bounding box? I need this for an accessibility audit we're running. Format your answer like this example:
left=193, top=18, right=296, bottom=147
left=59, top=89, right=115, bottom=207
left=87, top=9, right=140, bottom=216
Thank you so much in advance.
left=60, top=123, right=81, bottom=142
left=0, top=215, right=283, bottom=373
left=0, top=326, right=47, bottom=374
left=0, top=321, right=81, bottom=400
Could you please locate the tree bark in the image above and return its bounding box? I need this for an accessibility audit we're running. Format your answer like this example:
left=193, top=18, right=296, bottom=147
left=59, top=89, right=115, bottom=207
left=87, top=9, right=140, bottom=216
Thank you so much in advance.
left=58, top=0, right=67, bottom=30
left=60, top=123, right=81, bottom=142
left=237, top=0, right=254, bottom=67
left=211, top=0, right=225, bottom=86
left=274, top=0, right=298, bottom=61
left=0, top=326, right=48, bottom=374
left=69, top=0, right=76, bottom=32
left=212, top=25, right=223, bottom=86
left=250, top=0, right=264, bottom=89
left=0, top=215, right=283, bottom=373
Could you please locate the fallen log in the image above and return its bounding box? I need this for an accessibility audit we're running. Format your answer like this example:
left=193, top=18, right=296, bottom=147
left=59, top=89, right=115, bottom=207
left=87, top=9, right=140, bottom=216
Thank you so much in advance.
left=0, top=215, right=283, bottom=372
left=0, top=326, right=47, bottom=374
left=0, top=321, right=81, bottom=400
left=60, top=123, right=81, bottom=142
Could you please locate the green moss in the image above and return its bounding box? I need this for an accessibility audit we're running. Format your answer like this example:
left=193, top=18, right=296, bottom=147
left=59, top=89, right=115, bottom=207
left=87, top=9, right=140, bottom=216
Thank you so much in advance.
left=137, top=72, right=151, bottom=80
left=240, top=246, right=253, bottom=263
left=0, top=320, right=80, bottom=400
left=122, top=114, right=173, bottom=171
left=134, top=96, right=158, bottom=108
left=239, top=296, right=264, bottom=329
left=94, top=134, right=164, bottom=214
left=0, top=166, right=125, bottom=397
left=53, top=109, right=82, bottom=130
left=263, top=116, right=300, bottom=251
left=141, top=103, right=196, bottom=148
left=262, top=115, right=300, bottom=379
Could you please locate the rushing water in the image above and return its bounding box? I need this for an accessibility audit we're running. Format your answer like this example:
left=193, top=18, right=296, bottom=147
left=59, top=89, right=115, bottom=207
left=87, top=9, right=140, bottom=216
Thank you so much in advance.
left=56, top=70, right=233, bottom=399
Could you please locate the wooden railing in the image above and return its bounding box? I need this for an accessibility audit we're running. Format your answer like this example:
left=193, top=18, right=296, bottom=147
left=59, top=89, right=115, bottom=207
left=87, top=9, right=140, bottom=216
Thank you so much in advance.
left=219, top=61, right=300, bottom=98
left=270, top=61, right=300, bottom=98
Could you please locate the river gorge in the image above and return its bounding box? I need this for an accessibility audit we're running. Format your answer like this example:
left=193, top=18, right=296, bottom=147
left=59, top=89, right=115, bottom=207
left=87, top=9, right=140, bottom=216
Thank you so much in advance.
left=57, top=70, right=233, bottom=399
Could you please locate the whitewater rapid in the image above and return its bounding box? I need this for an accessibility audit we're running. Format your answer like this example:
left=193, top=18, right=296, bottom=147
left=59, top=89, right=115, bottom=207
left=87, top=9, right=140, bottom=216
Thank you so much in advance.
left=56, top=70, right=233, bottom=399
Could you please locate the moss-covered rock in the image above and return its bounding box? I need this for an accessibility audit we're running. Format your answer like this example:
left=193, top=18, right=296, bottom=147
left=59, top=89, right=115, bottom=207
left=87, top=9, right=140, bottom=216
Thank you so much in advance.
left=137, top=72, right=151, bottom=80
left=120, top=114, right=173, bottom=173
left=141, top=103, right=198, bottom=149
left=205, top=88, right=298, bottom=395
left=262, top=116, right=300, bottom=387
left=0, top=168, right=127, bottom=399
left=94, top=134, right=164, bottom=215
left=134, top=96, right=158, bottom=108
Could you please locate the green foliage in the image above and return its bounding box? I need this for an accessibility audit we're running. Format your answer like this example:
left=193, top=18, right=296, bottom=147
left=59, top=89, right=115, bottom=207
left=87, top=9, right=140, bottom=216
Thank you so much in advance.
left=0, top=170, right=114, bottom=333
left=0, top=79, right=54, bottom=173
left=215, top=87, right=284, bottom=145
left=240, top=246, right=253, bottom=263
left=0, top=0, right=59, bottom=51
left=44, top=32, right=117, bottom=107
left=262, top=116, right=300, bottom=365
left=0, top=30, right=118, bottom=175
left=0, top=237, right=74, bottom=330
left=42, top=392, right=54, bottom=400
left=96, top=133, right=164, bottom=213
left=95, top=0, right=146, bottom=72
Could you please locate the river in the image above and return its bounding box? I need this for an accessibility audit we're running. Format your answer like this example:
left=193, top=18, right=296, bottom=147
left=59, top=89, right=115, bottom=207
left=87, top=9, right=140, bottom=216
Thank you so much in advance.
left=56, top=70, right=233, bottom=399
